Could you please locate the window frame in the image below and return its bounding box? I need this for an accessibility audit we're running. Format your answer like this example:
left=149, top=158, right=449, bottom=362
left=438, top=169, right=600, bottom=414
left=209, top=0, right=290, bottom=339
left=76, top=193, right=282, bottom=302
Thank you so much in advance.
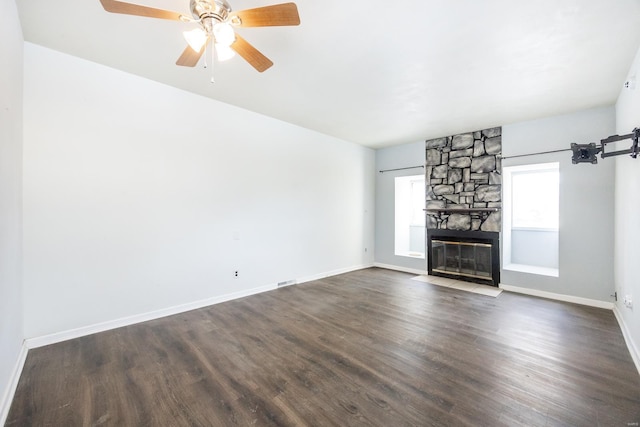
left=394, top=174, right=426, bottom=259
left=503, top=162, right=560, bottom=277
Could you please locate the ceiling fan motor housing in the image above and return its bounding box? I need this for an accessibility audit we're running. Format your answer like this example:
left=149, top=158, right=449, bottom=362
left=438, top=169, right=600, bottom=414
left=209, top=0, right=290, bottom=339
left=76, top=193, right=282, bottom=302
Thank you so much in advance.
left=190, top=0, right=231, bottom=23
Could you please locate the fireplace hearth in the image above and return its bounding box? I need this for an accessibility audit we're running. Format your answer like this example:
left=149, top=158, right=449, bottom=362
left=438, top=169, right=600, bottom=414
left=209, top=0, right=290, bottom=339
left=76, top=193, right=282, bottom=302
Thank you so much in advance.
left=427, top=229, right=500, bottom=286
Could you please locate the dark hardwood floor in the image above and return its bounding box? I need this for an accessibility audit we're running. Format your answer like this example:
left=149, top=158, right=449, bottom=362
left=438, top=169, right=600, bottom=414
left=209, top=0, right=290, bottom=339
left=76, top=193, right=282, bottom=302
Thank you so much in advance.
left=6, top=268, right=640, bottom=426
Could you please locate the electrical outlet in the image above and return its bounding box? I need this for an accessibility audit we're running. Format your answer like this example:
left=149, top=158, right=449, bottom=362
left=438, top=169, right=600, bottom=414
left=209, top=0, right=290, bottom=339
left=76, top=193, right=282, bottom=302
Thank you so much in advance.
left=624, top=295, right=633, bottom=308
left=234, top=271, right=238, bottom=278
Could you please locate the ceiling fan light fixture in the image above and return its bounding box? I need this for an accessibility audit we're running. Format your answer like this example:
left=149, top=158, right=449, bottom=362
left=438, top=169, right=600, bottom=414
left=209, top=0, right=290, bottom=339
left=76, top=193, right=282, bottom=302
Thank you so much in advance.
left=183, top=27, right=208, bottom=52
left=99, top=0, right=300, bottom=73
left=215, top=43, right=236, bottom=61
left=213, top=22, right=235, bottom=46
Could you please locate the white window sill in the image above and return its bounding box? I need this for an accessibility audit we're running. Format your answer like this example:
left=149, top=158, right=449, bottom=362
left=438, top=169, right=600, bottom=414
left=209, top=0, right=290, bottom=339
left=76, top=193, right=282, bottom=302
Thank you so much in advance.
left=395, top=252, right=425, bottom=259
left=504, top=263, right=558, bottom=277
left=511, top=227, right=559, bottom=232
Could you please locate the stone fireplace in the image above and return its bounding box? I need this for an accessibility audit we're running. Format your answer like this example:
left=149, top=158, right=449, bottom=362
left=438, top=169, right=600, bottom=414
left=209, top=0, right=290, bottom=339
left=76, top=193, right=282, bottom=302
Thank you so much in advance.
left=425, top=127, right=502, bottom=286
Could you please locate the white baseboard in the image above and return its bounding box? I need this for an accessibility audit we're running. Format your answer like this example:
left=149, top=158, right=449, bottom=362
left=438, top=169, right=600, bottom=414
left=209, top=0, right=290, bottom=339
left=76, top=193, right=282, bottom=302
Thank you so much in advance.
left=25, top=264, right=374, bottom=349
left=3, top=264, right=374, bottom=420
left=297, top=264, right=373, bottom=284
left=0, top=342, right=28, bottom=426
left=498, top=284, right=640, bottom=375
left=613, top=306, right=640, bottom=376
left=25, top=283, right=277, bottom=349
left=499, top=283, right=614, bottom=310
left=373, top=262, right=427, bottom=276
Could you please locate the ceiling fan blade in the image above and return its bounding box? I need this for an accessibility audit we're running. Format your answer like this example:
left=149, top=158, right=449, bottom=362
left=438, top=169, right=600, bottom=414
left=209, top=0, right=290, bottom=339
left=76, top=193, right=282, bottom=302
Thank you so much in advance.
left=231, top=2, right=300, bottom=27
left=176, top=44, right=206, bottom=67
left=99, top=0, right=184, bottom=21
left=231, top=34, right=274, bottom=72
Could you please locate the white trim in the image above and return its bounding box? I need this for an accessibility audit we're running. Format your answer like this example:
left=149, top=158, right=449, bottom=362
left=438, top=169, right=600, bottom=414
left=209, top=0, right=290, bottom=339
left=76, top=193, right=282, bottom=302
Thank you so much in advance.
left=25, top=284, right=277, bottom=349
left=499, top=283, right=614, bottom=309
left=503, top=263, right=559, bottom=277
left=25, top=264, right=375, bottom=349
left=613, top=306, right=640, bottom=376
left=395, top=251, right=426, bottom=260
left=511, top=226, right=559, bottom=233
left=0, top=342, right=28, bottom=426
left=502, top=162, right=560, bottom=268
left=296, top=264, right=373, bottom=284
left=373, top=262, right=427, bottom=276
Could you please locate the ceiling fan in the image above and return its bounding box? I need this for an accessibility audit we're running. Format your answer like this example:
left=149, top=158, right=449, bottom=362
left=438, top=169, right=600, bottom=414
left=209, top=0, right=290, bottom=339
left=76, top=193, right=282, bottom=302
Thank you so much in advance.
left=99, top=0, right=300, bottom=72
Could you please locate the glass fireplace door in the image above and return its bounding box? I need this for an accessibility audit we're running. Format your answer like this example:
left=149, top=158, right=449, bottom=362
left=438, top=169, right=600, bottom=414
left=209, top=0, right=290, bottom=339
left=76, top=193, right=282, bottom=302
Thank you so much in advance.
left=431, top=240, right=492, bottom=281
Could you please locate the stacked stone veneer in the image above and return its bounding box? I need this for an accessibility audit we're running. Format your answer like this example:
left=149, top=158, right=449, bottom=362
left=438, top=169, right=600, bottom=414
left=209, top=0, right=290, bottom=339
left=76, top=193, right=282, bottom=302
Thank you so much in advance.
left=426, top=127, right=502, bottom=232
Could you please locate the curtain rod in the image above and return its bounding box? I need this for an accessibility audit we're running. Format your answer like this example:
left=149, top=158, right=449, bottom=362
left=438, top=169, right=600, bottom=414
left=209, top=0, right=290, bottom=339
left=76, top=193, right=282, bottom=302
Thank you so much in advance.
left=379, top=165, right=425, bottom=173
left=499, top=148, right=572, bottom=160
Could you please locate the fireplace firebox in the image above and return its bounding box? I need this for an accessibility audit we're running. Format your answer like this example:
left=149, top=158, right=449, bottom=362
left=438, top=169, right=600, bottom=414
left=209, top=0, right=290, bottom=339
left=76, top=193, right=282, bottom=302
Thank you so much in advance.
left=427, top=229, right=500, bottom=286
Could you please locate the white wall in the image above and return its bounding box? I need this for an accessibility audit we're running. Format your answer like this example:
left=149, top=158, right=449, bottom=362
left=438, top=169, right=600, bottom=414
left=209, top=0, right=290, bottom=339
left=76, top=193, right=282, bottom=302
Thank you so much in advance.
left=502, top=106, right=616, bottom=302
left=0, top=0, right=24, bottom=422
left=22, top=43, right=375, bottom=339
left=374, top=141, right=426, bottom=272
left=614, top=44, right=640, bottom=368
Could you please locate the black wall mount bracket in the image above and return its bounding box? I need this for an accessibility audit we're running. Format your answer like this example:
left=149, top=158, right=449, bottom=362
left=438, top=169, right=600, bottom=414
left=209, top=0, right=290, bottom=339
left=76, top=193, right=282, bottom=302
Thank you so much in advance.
left=571, top=127, right=640, bottom=164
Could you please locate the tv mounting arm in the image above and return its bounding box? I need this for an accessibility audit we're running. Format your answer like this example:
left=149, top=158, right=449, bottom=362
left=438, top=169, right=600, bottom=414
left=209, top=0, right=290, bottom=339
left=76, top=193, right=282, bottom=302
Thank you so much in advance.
left=571, top=127, right=640, bottom=164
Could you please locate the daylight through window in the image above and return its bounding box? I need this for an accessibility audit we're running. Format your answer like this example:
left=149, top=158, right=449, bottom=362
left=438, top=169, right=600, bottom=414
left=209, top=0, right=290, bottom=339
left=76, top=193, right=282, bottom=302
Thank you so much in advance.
left=395, top=174, right=425, bottom=258
left=503, top=163, right=559, bottom=276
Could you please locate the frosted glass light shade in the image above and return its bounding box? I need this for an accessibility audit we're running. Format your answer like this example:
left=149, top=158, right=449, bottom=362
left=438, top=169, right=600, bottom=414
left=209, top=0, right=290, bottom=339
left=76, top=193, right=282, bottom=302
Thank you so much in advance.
left=216, top=43, right=236, bottom=61
left=183, top=28, right=207, bottom=52
left=213, top=22, right=235, bottom=46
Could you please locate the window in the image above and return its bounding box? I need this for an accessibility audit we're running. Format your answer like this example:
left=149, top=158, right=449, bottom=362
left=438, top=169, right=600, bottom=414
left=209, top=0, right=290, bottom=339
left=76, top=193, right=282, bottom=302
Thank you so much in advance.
left=395, top=174, right=425, bottom=258
left=511, top=168, right=559, bottom=230
left=503, top=163, right=559, bottom=276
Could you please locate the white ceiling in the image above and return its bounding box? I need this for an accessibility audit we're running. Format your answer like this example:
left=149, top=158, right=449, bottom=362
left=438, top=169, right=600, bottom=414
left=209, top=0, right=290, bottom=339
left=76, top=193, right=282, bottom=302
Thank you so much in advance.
left=16, top=0, right=640, bottom=148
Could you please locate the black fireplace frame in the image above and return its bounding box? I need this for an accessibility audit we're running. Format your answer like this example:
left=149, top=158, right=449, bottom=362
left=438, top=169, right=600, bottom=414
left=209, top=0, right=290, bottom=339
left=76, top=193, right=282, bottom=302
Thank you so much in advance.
left=427, top=229, right=500, bottom=287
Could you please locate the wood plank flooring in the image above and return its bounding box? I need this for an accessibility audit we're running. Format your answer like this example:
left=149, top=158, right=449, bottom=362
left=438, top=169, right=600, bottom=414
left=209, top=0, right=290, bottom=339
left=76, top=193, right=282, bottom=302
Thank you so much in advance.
left=6, top=268, right=640, bottom=426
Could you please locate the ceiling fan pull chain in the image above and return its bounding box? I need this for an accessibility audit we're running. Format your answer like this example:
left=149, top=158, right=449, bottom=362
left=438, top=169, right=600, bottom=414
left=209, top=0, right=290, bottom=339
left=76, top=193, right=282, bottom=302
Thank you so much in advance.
left=203, top=41, right=208, bottom=69
left=211, top=40, right=216, bottom=83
